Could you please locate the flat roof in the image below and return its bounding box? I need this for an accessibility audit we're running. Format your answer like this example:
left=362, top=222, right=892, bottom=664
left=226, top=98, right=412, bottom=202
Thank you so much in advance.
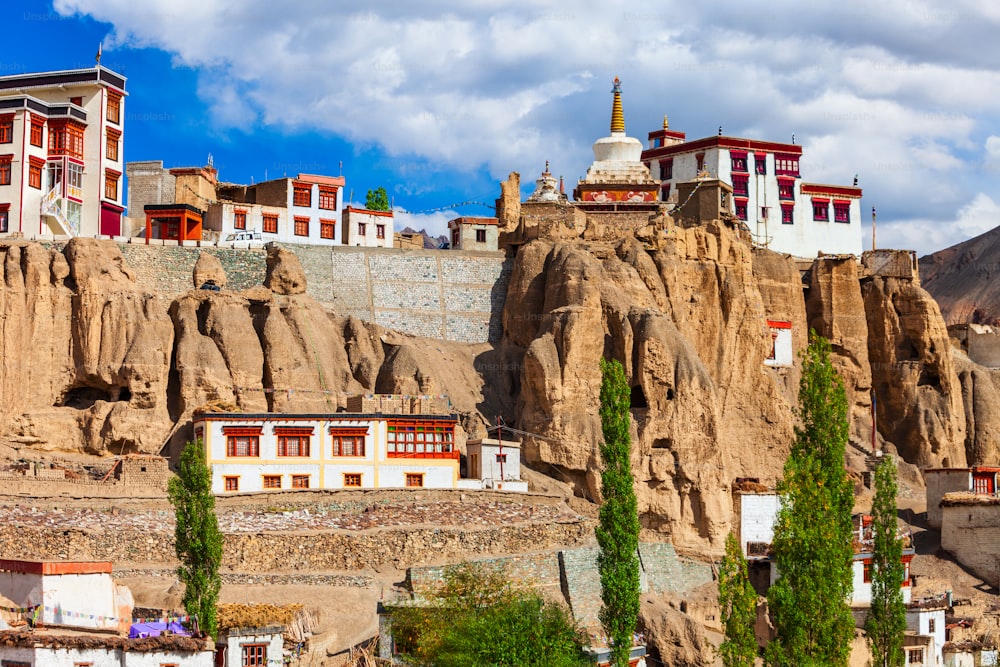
left=195, top=412, right=458, bottom=422
left=0, top=66, right=126, bottom=93
left=0, top=559, right=112, bottom=575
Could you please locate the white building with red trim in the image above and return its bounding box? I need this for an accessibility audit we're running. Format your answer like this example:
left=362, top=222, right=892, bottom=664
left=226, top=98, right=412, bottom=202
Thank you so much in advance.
left=641, top=122, right=862, bottom=258
left=193, top=408, right=461, bottom=494
left=342, top=205, right=393, bottom=247
left=0, top=66, right=126, bottom=239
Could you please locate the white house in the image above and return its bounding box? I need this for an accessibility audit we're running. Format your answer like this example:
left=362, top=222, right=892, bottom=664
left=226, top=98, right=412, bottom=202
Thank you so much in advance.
left=732, top=488, right=780, bottom=559
left=641, top=122, right=862, bottom=258
left=0, top=558, right=131, bottom=633
left=464, top=438, right=527, bottom=492
left=217, top=627, right=284, bottom=667
left=924, top=466, right=1000, bottom=529
left=0, top=630, right=214, bottom=667
left=0, top=65, right=127, bottom=238
left=193, top=396, right=462, bottom=494
left=905, top=600, right=947, bottom=666
left=764, top=320, right=793, bottom=367
left=342, top=206, right=393, bottom=247
left=448, top=217, right=499, bottom=251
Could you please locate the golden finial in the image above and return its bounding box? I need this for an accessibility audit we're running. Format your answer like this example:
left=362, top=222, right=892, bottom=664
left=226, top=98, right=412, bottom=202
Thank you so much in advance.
left=662, top=114, right=669, bottom=129
left=610, top=77, right=625, bottom=134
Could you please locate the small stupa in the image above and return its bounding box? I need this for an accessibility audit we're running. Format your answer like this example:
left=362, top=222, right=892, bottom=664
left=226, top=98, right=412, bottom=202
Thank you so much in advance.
left=527, top=161, right=568, bottom=203
left=573, top=77, right=658, bottom=207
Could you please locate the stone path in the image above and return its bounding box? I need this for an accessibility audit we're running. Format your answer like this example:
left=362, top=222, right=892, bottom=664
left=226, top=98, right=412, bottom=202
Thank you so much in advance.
left=2, top=499, right=582, bottom=534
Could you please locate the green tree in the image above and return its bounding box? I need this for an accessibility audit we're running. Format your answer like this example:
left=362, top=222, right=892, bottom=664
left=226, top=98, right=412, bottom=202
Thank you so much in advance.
left=365, top=186, right=390, bottom=211
left=596, top=358, right=641, bottom=667
left=718, top=532, right=758, bottom=667
left=766, top=333, right=855, bottom=667
left=168, top=439, right=223, bottom=639
left=390, top=562, right=589, bottom=667
left=865, top=456, right=906, bottom=667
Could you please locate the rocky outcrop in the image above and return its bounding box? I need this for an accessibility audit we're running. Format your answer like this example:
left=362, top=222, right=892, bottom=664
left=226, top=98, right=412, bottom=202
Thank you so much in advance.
left=639, top=594, right=716, bottom=667
left=956, top=360, right=1000, bottom=464
left=192, top=252, right=227, bottom=289
left=919, top=224, right=1000, bottom=326
left=263, top=246, right=307, bottom=295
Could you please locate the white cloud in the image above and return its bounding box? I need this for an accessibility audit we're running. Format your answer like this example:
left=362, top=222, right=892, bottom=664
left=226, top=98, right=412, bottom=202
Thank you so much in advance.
left=54, top=0, right=1000, bottom=254
left=870, top=193, right=1000, bottom=256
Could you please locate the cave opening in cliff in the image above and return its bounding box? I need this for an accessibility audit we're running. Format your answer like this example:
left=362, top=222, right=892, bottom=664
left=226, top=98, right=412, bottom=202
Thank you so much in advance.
left=630, top=385, right=648, bottom=409
left=59, top=385, right=116, bottom=409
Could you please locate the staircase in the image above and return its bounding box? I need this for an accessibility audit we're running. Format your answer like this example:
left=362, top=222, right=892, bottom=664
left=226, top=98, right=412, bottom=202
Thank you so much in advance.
left=40, top=184, right=75, bottom=237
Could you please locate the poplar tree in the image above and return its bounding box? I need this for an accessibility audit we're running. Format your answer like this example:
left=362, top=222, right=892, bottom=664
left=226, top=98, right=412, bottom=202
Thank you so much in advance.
left=365, top=186, right=390, bottom=211
left=766, top=333, right=855, bottom=666
left=169, top=439, right=223, bottom=639
left=718, top=532, right=758, bottom=667
left=865, top=456, right=906, bottom=667
left=596, top=358, right=641, bottom=667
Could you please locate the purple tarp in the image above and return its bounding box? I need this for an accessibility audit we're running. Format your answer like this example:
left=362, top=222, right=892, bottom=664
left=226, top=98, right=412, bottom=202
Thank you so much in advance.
left=129, top=621, right=191, bottom=638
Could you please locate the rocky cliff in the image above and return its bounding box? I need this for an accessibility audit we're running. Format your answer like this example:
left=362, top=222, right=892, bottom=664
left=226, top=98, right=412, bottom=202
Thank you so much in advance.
left=920, top=223, right=1000, bottom=326
left=0, top=224, right=994, bottom=553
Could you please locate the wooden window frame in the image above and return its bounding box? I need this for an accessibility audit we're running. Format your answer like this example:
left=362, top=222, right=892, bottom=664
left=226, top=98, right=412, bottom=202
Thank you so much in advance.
left=0, top=115, right=13, bottom=144
left=475, top=228, right=486, bottom=243
left=106, top=128, right=121, bottom=162
left=331, top=428, right=367, bottom=457
left=775, top=154, right=800, bottom=177
left=262, top=475, right=282, bottom=490
left=241, top=643, right=267, bottom=667
left=833, top=201, right=850, bottom=224
left=731, top=174, right=749, bottom=197
left=405, top=473, right=424, bottom=488
left=30, top=116, right=44, bottom=147
left=318, top=187, right=337, bottom=210
left=28, top=157, right=44, bottom=190
left=907, top=648, right=924, bottom=664
left=0, top=156, right=12, bottom=185
left=49, top=120, right=85, bottom=159
left=262, top=213, right=278, bottom=234
left=387, top=420, right=456, bottom=458
left=107, top=91, right=122, bottom=125
left=105, top=169, right=121, bottom=201
left=233, top=209, right=247, bottom=230
left=734, top=199, right=748, bottom=221
left=812, top=199, right=829, bottom=222
left=224, top=476, right=240, bottom=492
left=294, top=216, right=310, bottom=237
left=276, top=430, right=312, bottom=457
left=358, top=222, right=367, bottom=236
left=863, top=559, right=872, bottom=583
left=781, top=203, right=794, bottom=225
left=376, top=224, right=385, bottom=239
left=293, top=185, right=311, bottom=207
left=659, top=158, right=672, bottom=180
left=755, top=153, right=767, bottom=175
left=730, top=151, right=748, bottom=172
left=319, top=219, right=336, bottom=239
left=291, top=474, right=310, bottom=489
left=343, top=473, right=362, bottom=487
left=224, top=427, right=262, bottom=457
left=0, top=207, right=9, bottom=233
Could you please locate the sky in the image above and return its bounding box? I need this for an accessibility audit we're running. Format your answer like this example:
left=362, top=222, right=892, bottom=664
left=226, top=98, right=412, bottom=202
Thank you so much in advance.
left=3, top=0, right=1000, bottom=255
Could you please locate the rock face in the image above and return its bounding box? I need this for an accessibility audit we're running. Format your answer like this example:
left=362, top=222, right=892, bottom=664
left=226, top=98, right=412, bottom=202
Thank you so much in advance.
left=264, top=246, right=307, bottom=295
left=919, top=224, right=1000, bottom=326
left=192, top=252, right=227, bottom=289
left=638, top=594, right=716, bottom=667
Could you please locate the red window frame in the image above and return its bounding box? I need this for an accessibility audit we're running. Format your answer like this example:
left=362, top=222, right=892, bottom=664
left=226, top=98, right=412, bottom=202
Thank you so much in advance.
left=376, top=224, right=385, bottom=239
left=241, top=643, right=267, bottom=667
left=730, top=151, right=748, bottom=172
left=0, top=204, right=9, bottom=233
left=105, top=169, right=121, bottom=200
left=106, top=128, right=121, bottom=162
left=318, top=187, right=338, bottom=210
left=358, top=222, right=367, bottom=236
left=386, top=420, right=456, bottom=458
left=734, top=198, right=748, bottom=221
left=28, top=157, right=44, bottom=189
left=695, top=152, right=705, bottom=172
left=863, top=559, right=872, bottom=583
left=233, top=209, right=247, bottom=230
left=294, top=216, right=310, bottom=236
left=833, top=200, right=850, bottom=223
left=812, top=198, right=829, bottom=221
left=405, top=473, right=424, bottom=488
left=262, top=213, right=278, bottom=233
left=732, top=174, right=749, bottom=197
left=0, top=157, right=13, bottom=186
left=292, top=184, right=311, bottom=207
left=30, top=116, right=44, bottom=147
left=263, top=475, right=282, bottom=489
left=343, top=473, right=362, bottom=487
left=331, top=428, right=368, bottom=457
left=0, top=115, right=12, bottom=144
left=48, top=120, right=85, bottom=159
left=107, top=91, right=122, bottom=125
left=659, top=158, right=673, bottom=180
left=224, top=426, right=262, bottom=457
left=778, top=178, right=795, bottom=201
left=275, top=427, right=313, bottom=457
left=224, top=476, right=239, bottom=492
left=781, top=204, right=794, bottom=225
left=291, top=474, right=310, bottom=489
left=775, top=154, right=800, bottom=177
left=754, top=152, right=767, bottom=175
left=320, top=219, right=336, bottom=239
left=475, top=228, right=486, bottom=243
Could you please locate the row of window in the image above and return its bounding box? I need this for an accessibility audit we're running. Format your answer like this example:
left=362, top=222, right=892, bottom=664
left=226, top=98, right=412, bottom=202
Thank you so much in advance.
left=222, top=471, right=425, bottom=492
left=234, top=209, right=339, bottom=239
left=657, top=151, right=800, bottom=181
left=0, top=157, right=109, bottom=200
left=292, top=184, right=339, bottom=210
left=223, top=423, right=455, bottom=458
left=357, top=222, right=387, bottom=238
left=733, top=200, right=850, bottom=224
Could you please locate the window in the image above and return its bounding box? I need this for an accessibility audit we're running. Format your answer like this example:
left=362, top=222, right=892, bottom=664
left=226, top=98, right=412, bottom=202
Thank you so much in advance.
left=0, top=115, right=12, bottom=143
left=781, top=204, right=794, bottom=225
left=106, top=128, right=121, bottom=161
left=320, top=219, right=335, bottom=239
left=294, top=216, right=310, bottom=236
left=224, top=427, right=262, bottom=457
left=242, top=644, right=267, bottom=667
left=30, top=117, right=44, bottom=147
left=0, top=156, right=12, bottom=185
left=730, top=152, right=748, bottom=172
left=812, top=199, right=829, bottom=221
left=291, top=474, right=310, bottom=489
left=755, top=153, right=767, bottom=175
left=405, top=473, right=424, bottom=488
left=833, top=201, right=850, bottom=223
left=475, top=228, right=486, bottom=243
left=0, top=206, right=8, bottom=233
left=277, top=434, right=311, bottom=457
left=67, top=163, right=83, bottom=199
left=659, top=158, right=673, bottom=180
left=343, top=473, right=362, bottom=487
left=107, top=92, right=122, bottom=125
left=28, top=158, right=43, bottom=189
left=387, top=421, right=455, bottom=457
left=318, top=187, right=337, bottom=210
left=695, top=152, right=705, bottom=172
left=495, top=453, right=507, bottom=463
left=734, top=201, right=748, bottom=221
left=778, top=180, right=795, bottom=201
left=358, top=222, right=367, bottom=236
left=775, top=154, right=799, bottom=177
left=263, top=475, right=282, bottom=489
left=376, top=224, right=385, bottom=239
left=105, top=169, right=120, bottom=200
left=660, top=183, right=670, bottom=200
left=451, top=227, right=459, bottom=248
left=234, top=209, right=247, bottom=230
left=70, top=96, right=83, bottom=107
left=262, top=213, right=278, bottom=233
left=863, top=559, right=872, bottom=583
left=48, top=120, right=85, bottom=159
left=293, top=185, right=311, bottom=207
left=331, top=428, right=367, bottom=456
left=224, top=476, right=239, bottom=492
left=907, top=648, right=924, bottom=665
left=928, top=618, right=935, bottom=633
left=732, top=174, right=749, bottom=197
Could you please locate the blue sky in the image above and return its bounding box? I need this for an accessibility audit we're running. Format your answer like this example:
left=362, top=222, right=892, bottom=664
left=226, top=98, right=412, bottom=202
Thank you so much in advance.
left=5, top=0, right=1000, bottom=254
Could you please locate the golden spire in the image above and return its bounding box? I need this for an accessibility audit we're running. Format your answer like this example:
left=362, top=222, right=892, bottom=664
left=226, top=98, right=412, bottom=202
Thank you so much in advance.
left=663, top=114, right=669, bottom=129
left=610, top=77, right=625, bottom=134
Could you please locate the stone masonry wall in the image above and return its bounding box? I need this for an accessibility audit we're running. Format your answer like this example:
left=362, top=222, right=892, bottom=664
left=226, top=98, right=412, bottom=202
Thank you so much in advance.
left=941, top=499, right=1000, bottom=583
left=93, top=242, right=511, bottom=343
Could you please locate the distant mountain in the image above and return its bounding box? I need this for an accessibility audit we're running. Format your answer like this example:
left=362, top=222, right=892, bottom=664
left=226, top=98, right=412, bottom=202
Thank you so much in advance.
left=397, top=226, right=448, bottom=249
left=919, top=225, right=1000, bottom=326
